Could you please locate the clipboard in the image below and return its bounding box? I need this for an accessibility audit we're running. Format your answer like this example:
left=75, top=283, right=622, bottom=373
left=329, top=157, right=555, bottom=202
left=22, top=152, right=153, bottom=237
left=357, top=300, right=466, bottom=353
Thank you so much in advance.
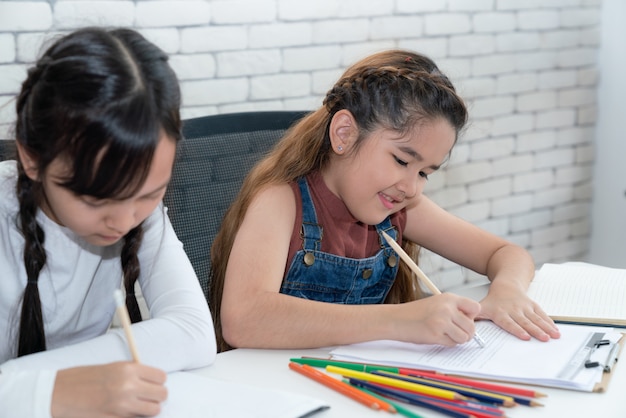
left=593, top=333, right=625, bottom=392
left=330, top=322, right=624, bottom=393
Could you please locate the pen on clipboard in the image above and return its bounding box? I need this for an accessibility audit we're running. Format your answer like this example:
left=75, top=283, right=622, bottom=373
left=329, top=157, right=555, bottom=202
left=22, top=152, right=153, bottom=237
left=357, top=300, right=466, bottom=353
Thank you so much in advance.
left=381, top=231, right=486, bottom=348
left=113, top=289, right=141, bottom=362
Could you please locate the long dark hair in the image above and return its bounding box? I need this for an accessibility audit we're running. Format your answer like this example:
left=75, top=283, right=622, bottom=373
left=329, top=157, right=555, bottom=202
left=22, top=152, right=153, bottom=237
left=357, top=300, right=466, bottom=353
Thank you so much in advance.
left=14, top=27, right=182, bottom=356
left=210, top=50, right=468, bottom=351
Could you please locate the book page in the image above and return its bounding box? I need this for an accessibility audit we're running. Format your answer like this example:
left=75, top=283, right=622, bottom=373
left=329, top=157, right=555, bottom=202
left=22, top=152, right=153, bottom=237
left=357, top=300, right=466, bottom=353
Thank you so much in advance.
left=330, top=321, right=622, bottom=392
left=528, top=262, right=626, bottom=323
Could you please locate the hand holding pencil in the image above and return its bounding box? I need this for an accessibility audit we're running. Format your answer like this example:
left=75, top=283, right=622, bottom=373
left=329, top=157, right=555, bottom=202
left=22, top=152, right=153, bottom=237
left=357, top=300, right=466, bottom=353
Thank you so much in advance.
left=50, top=291, right=167, bottom=417
left=381, top=231, right=486, bottom=348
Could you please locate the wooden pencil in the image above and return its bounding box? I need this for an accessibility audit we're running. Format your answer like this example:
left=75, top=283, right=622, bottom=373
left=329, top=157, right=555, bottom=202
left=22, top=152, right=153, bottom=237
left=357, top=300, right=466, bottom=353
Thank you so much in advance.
left=113, top=289, right=141, bottom=362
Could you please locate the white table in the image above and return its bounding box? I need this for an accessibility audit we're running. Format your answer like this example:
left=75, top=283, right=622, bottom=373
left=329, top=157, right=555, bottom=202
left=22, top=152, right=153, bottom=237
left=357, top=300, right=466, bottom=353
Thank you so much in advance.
left=191, top=283, right=626, bottom=417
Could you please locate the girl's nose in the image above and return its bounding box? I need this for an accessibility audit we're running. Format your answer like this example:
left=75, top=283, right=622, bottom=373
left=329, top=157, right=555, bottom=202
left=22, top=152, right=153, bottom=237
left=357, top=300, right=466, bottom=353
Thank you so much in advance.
left=105, top=203, right=136, bottom=234
left=399, top=172, right=422, bottom=200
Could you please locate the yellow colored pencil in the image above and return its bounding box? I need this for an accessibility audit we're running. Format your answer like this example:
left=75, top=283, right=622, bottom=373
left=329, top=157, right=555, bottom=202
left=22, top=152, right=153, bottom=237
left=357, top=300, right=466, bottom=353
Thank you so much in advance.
left=376, top=370, right=517, bottom=407
left=326, top=366, right=467, bottom=401
left=381, top=231, right=486, bottom=348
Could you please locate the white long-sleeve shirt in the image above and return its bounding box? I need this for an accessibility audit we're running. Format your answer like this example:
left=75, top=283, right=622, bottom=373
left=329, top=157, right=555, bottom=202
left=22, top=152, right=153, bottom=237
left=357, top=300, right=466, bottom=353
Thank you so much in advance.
left=0, top=160, right=217, bottom=417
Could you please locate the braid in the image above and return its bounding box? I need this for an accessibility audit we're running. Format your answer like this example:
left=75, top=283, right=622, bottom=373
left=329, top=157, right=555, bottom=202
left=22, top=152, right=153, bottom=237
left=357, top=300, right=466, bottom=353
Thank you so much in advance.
left=14, top=58, right=51, bottom=357
left=121, top=225, right=144, bottom=323
left=16, top=172, right=47, bottom=356
left=324, top=64, right=464, bottom=136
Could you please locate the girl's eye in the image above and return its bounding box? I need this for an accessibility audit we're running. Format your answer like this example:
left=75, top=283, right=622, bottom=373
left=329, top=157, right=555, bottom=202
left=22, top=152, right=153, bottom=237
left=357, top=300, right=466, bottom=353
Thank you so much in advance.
left=394, top=156, right=408, bottom=167
left=81, top=196, right=107, bottom=207
left=419, top=171, right=429, bottom=180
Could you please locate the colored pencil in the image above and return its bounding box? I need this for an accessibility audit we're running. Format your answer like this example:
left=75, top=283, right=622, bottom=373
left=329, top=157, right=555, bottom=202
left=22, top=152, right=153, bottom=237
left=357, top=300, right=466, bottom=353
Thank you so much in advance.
left=400, top=369, right=546, bottom=399
left=296, top=356, right=546, bottom=400
left=374, top=370, right=518, bottom=407
left=381, top=231, right=486, bottom=348
left=326, top=365, right=467, bottom=401
left=381, top=371, right=544, bottom=408
left=372, top=381, right=505, bottom=414
left=290, top=357, right=399, bottom=373
left=113, top=289, right=141, bottom=362
left=350, top=378, right=478, bottom=418
left=344, top=380, right=427, bottom=418
left=288, top=362, right=396, bottom=412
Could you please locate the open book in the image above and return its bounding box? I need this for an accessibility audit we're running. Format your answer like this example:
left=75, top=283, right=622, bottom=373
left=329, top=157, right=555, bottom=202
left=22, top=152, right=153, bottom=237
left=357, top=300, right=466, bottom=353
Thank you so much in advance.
left=528, top=262, right=626, bottom=327
left=330, top=321, right=623, bottom=392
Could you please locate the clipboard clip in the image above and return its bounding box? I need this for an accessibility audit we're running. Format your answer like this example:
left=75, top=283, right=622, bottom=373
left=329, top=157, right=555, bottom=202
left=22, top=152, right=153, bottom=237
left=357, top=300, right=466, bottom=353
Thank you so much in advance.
left=584, top=339, right=619, bottom=372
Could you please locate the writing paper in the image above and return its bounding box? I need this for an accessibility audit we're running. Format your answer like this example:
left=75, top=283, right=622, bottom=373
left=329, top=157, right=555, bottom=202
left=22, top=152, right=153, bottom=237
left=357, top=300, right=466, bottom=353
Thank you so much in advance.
left=528, top=262, right=626, bottom=326
left=330, top=321, right=622, bottom=392
left=159, top=371, right=329, bottom=418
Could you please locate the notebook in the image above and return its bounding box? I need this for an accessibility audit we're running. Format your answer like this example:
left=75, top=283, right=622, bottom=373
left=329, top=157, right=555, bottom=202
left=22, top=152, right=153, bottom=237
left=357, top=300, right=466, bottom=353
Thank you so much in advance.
left=528, top=262, right=626, bottom=327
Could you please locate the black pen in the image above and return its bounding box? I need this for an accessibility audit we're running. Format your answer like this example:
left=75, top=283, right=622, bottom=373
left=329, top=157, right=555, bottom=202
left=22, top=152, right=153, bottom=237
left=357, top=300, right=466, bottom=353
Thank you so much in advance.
left=603, top=342, right=619, bottom=373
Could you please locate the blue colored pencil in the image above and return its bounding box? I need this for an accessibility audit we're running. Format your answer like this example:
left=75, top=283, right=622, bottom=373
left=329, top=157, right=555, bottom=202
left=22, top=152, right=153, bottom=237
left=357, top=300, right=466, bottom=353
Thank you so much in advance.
left=373, top=370, right=518, bottom=407
left=349, top=378, right=479, bottom=418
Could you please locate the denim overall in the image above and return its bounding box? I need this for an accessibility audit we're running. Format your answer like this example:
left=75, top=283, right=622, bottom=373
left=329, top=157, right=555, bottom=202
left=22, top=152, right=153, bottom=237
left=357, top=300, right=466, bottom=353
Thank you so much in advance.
left=280, top=177, right=400, bottom=304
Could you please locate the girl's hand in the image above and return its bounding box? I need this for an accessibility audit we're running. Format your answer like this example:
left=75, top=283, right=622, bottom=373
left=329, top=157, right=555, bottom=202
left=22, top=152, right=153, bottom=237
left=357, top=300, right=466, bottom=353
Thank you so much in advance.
left=397, top=293, right=482, bottom=346
left=51, top=362, right=167, bottom=418
left=478, top=281, right=561, bottom=342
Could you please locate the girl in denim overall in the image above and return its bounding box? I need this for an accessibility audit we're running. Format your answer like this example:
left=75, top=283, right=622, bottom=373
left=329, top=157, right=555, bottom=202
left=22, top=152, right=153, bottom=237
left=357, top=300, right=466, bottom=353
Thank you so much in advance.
left=211, top=50, right=561, bottom=352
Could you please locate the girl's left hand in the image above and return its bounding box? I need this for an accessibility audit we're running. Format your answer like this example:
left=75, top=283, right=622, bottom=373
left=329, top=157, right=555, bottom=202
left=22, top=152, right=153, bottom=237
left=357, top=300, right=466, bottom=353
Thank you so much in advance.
left=477, top=282, right=561, bottom=342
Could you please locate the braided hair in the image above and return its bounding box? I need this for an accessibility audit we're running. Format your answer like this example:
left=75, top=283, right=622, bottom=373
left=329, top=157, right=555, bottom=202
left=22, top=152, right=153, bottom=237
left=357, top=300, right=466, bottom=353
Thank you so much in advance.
left=210, top=49, right=468, bottom=352
left=13, top=27, right=181, bottom=356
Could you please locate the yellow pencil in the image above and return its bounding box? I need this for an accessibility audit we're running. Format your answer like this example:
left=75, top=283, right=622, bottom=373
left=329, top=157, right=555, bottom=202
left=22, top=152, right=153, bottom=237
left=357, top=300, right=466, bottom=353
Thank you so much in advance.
left=113, top=289, right=141, bottom=362
left=381, top=231, right=487, bottom=348
left=326, top=366, right=467, bottom=401
left=376, top=370, right=518, bottom=407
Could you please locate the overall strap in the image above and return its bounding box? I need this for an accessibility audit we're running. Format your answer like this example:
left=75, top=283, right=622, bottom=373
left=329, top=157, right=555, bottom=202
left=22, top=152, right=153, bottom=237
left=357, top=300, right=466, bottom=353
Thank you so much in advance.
left=297, top=177, right=323, bottom=252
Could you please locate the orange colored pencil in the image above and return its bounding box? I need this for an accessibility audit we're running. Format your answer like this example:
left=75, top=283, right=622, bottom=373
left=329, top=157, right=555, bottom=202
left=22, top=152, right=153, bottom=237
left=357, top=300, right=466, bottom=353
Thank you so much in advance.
left=288, top=362, right=396, bottom=413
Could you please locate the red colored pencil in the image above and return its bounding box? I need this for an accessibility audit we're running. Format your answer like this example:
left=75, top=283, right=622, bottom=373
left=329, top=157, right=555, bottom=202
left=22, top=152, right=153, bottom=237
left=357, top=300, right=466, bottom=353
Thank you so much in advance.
left=288, top=362, right=396, bottom=412
left=399, top=368, right=546, bottom=398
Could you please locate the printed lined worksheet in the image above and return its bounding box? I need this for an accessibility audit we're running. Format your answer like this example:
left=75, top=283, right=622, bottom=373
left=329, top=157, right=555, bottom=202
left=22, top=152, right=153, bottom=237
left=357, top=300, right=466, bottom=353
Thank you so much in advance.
left=330, top=321, right=622, bottom=392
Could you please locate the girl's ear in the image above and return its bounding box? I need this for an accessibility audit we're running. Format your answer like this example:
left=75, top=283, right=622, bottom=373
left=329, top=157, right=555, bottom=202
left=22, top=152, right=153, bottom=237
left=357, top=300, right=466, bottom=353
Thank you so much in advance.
left=15, top=142, right=39, bottom=181
left=329, top=109, right=358, bottom=155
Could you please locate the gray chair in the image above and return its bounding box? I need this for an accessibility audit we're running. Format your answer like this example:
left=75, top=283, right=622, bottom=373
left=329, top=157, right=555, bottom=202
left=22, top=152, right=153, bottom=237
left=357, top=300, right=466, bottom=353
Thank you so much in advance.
left=164, top=111, right=307, bottom=297
left=0, top=139, right=15, bottom=161
left=0, top=111, right=308, bottom=299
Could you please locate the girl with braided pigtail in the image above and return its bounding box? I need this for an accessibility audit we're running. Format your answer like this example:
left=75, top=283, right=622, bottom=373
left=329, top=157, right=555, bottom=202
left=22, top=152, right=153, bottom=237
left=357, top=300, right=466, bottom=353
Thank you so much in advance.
left=0, top=27, right=216, bottom=417
left=210, top=50, right=560, bottom=353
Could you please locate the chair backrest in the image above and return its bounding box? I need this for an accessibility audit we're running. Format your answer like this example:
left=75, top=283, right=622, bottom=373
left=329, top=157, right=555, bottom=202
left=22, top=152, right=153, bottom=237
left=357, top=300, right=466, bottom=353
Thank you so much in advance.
left=0, top=111, right=307, bottom=297
left=0, top=139, right=16, bottom=162
left=164, top=111, right=307, bottom=296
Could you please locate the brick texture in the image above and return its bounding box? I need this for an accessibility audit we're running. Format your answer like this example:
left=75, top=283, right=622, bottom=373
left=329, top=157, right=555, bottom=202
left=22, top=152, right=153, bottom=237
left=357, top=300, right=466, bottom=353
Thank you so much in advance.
left=0, top=0, right=602, bottom=288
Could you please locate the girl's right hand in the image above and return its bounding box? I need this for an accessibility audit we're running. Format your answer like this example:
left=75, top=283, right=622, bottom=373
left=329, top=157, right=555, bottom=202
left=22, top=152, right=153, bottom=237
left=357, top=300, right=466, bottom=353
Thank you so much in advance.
left=51, top=362, right=168, bottom=418
left=399, top=293, right=481, bottom=346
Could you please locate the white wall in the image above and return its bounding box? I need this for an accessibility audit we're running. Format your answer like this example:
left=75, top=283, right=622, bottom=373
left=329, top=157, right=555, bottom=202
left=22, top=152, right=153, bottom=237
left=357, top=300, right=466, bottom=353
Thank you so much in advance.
left=589, top=0, right=626, bottom=268
left=0, top=0, right=604, bottom=289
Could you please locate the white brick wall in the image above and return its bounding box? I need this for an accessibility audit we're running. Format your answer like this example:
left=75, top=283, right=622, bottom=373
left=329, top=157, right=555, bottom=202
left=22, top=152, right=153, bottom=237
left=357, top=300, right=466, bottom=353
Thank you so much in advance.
left=0, top=0, right=604, bottom=289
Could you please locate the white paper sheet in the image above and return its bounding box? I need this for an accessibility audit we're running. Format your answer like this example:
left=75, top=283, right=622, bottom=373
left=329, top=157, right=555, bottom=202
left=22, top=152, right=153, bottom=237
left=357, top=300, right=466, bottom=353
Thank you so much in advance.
left=158, top=372, right=329, bottom=418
